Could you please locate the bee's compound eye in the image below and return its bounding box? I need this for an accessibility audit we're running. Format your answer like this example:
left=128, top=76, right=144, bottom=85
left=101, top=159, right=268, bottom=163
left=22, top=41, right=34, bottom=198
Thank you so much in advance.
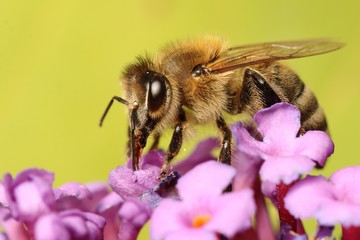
left=146, top=72, right=167, bottom=113
left=192, top=64, right=203, bottom=77
left=192, top=64, right=209, bottom=77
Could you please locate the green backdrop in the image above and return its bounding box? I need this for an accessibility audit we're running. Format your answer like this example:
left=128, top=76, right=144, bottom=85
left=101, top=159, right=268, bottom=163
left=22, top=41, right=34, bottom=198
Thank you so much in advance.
left=1, top=0, right=359, bottom=238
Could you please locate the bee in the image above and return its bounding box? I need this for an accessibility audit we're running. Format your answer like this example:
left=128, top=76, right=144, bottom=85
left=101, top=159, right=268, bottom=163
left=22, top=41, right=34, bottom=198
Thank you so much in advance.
left=100, top=36, right=343, bottom=177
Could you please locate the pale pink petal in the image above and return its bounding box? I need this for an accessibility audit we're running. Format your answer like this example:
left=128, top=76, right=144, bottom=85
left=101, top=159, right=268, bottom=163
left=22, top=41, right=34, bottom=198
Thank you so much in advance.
left=315, top=201, right=360, bottom=227
left=230, top=122, right=266, bottom=157
left=285, top=175, right=335, bottom=219
left=34, top=213, right=71, bottom=240
left=3, top=169, right=55, bottom=222
left=260, top=156, right=315, bottom=184
left=173, top=138, right=219, bottom=175
left=165, top=229, right=217, bottom=240
left=205, top=189, right=255, bottom=237
left=176, top=161, right=236, bottom=200
left=150, top=199, right=187, bottom=240
left=255, top=103, right=301, bottom=143
left=232, top=150, right=262, bottom=191
left=109, top=165, right=160, bottom=199
left=294, top=131, right=334, bottom=167
left=330, top=166, right=360, bottom=204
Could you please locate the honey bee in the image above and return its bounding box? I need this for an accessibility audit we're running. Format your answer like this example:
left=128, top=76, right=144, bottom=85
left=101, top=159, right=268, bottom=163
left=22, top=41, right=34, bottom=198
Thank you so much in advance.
left=100, top=36, right=343, bottom=177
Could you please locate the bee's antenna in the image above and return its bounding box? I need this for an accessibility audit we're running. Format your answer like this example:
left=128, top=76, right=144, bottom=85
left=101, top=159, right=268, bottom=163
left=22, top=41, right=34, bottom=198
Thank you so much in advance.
left=99, top=96, right=128, bottom=127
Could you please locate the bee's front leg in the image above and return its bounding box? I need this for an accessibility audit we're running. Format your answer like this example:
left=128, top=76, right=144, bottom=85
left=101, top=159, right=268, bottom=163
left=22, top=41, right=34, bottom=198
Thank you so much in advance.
left=216, top=116, right=232, bottom=165
left=159, top=108, right=186, bottom=179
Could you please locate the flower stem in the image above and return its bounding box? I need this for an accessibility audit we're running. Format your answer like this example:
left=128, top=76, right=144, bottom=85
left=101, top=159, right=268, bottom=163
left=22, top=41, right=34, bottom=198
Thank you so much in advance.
left=342, top=226, right=360, bottom=240
left=254, top=177, right=275, bottom=240
left=276, top=182, right=298, bottom=233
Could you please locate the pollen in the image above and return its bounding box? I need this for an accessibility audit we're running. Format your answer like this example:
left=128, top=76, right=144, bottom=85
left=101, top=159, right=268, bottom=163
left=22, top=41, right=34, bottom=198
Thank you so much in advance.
left=192, top=214, right=211, bottom=228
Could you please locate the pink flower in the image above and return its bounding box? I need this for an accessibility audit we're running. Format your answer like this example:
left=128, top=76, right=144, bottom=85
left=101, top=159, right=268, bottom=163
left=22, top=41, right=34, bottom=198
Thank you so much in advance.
left=231, top=103, right=334, bottom=185
left=34, top=210, right=105, bottom=240
left=2, top=169, right=55, bottom=222
left=285, top=166, right=360, bottom=227
left=150, top=161, right=256, bottom=240
left=108, top=138, right=218, bottom=200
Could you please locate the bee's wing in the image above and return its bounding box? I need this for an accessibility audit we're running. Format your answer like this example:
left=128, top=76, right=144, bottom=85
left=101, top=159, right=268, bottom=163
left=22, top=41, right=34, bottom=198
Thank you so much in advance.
left=207, top=39, right=344, bottom=74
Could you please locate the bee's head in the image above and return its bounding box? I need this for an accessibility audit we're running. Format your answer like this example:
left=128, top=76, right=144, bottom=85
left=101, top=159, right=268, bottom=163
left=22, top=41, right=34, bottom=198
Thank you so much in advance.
left=120, top=57, right=174, bottom=170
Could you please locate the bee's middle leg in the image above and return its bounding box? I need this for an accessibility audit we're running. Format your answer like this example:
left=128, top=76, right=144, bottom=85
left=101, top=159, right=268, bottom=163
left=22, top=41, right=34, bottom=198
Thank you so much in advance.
left=216, top=116, right=232, bottom=165
left=159, top=108, right=186, bottom=178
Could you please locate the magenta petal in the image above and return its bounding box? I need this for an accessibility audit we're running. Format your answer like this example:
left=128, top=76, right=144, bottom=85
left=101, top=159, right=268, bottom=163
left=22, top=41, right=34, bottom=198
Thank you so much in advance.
left=285, top=175, right=334, bottom=219
left=82, top=182, right=110, bottom=212
left=316, top=201, right=360, bottom=227
left=118, top=198, right=151, bottom=240
left=255, top=103, right=301, bottom=143
left=59, top=210, right=106, bottom=240
left=34, top=213, right=71, bottom=240
left=286, top=174, right=360, bottom=227
left=330, top=166, right=360, bottom=204
left=230, top=122, right=266, bottom=157
left=140, top=150, right=165, bottom=169
left=55, top=182, right=91, bottom=200
left=97, top=192, right=123, bottom=217
left=150, top=199, right=186, bottom=240
left=294, top=131, right=334, bottom=167
left=165, top=230, right=218, bottom=240
left=118, top=198, right=151, bottom=227
left=260, top=156, right=315, bottom=184
left=173, top=138, right=219, bottom=175
left=232, top=150, right=262, bottom=191
left=3, top=169, right=55, bottom=221
left=206, top=189, right=255, bottom=237
left=176, top=161, right=236, bottom=200
left=109, top=165, right=160, bottom=199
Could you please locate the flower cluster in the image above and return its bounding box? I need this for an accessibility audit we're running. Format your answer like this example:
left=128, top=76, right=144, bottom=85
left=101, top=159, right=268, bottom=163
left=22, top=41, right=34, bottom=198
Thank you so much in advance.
left=1, top=102, right=360, bottom=240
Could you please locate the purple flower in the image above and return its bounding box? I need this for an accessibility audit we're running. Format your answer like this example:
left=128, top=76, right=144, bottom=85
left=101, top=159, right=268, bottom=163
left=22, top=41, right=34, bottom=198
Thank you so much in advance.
left=54, top=182, right=109, bottom=212
left=109, top=138, right=218, bottom=200
left=97, top=192, right=123, bottom=240
left=150, top=161, right=256, bottom=240
left=34, top=210, right=106, bottom=240
left=285, top=166, right=360, bottom=227
left=118, top=198, right=151, bottom=240
left=108, top=150, right=163, bottom=199
left=231, top=103, right=334, bottom=185
left=2, top=169, right=55, bottom=222
left=0, top=183, right=29, bottom=240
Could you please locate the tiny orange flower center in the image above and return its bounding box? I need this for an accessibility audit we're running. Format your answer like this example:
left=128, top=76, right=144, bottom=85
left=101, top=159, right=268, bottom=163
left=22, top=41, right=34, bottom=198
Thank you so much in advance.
left=192, top=214, right=211, bottom=228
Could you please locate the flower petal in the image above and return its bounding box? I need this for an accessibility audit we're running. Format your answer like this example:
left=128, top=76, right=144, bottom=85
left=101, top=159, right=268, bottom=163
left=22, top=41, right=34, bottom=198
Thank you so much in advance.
left=3, top=169, right=55, bottom=221
left=285, top=175, right=335, bottom=219
left=150, top=199, right=186, bottom=240
left=330, top=166, right=360, bottom=204
left=205, top=189, right=255, bottom=237
left=230, top=122, right=266, bottom=157
left=108, top=165, right=160, bottom=199
left=255, top=103, right=301, bottom=143
left=165, top=229, right=217, bottom=240
left=176, top=161, right=236, bottom=200
left=260, top=156, right=315, bottom=184
left=293, top=131, right=334, bottom=167
left=34, top=213, right=71, bottom=240
left=173, top=138, right=219, bottom=175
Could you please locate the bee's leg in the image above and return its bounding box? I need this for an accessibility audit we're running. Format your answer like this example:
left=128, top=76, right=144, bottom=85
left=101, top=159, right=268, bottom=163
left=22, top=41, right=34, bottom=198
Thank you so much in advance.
left=126, top=126, right=131, bottom=158
left=150, top=133, right=161, bottom=150
left=216, top=116, right=232, bottom=165
left=159, top=108, right=186, bottom=178
left=244, top=68, right=281, bottom=108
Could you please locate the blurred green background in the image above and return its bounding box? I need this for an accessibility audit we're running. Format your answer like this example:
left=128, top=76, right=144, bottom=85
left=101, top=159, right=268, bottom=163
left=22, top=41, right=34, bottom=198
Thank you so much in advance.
left=0, top=0, right=359, bottom=237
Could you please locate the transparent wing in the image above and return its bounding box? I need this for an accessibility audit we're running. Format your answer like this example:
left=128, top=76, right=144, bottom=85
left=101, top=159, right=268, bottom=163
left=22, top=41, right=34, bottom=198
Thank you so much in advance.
left=207, top=39, right=344, bottom=74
